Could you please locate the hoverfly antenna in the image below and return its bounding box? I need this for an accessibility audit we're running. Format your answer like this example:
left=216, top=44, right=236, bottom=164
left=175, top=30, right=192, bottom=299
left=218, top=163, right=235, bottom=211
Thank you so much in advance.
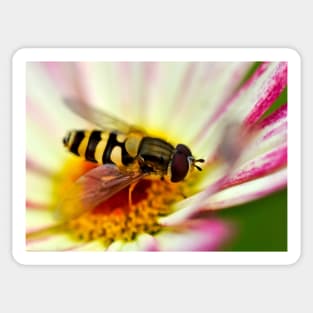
left=196, top=158, right=205, bottom=163
left=189, top=157, right=205, bottom=172
left=195, top=159, right=205, bottom=171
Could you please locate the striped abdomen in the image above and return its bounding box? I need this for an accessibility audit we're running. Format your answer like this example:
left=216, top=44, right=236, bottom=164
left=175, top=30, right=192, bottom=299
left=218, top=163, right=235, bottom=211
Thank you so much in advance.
left=63, top=130, right=136, bottom=166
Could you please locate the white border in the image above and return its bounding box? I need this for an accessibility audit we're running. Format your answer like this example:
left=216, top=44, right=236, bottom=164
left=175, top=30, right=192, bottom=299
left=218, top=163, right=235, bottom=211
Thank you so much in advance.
left=12, top=48, right=301, bottom=265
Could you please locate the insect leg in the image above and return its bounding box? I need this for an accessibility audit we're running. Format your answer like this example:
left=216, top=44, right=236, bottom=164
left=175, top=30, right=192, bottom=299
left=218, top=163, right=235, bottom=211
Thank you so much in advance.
left=128, top=180, right=140, bottom=210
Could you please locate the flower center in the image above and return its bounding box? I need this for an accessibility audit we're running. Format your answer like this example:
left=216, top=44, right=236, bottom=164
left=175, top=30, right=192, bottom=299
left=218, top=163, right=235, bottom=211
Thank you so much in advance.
left=53, top=157, right=187, bottom=246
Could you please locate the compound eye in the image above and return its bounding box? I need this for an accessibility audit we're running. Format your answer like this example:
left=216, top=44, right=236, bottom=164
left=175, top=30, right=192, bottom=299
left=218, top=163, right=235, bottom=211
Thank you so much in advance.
left=170, top=151, right=189, bottom=182
left=175, top=144, right=192, bottom=157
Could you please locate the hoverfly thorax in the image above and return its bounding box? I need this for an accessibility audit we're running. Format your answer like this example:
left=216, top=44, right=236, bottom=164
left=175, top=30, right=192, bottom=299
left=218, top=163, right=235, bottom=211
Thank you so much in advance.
left=169, top=144, right=204, bottom=182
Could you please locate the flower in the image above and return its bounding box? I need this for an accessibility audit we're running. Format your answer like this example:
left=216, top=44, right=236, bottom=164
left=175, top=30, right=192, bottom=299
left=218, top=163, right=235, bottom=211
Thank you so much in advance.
left=26, top=61, right=287, bottom=251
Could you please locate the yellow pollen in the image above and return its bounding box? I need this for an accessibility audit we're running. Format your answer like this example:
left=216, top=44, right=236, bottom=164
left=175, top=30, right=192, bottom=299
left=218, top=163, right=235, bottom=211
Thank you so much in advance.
left=53, top=157, right=188, bottom=247
left=66, top=179, right=185, bottom=245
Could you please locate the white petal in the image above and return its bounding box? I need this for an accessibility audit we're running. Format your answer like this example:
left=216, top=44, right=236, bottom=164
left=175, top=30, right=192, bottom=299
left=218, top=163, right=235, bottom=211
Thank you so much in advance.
left=73, top=240, right=106, bottom=251
left=27, top=63, right=92, bottom=132
left=27, top=233, right=80, bottom=251
left=75, top=62, right=128, bottom=118
left=27, top=114, right=67, bottom=171
left=198, top=104, right=287, bottom=190
left=205, top=168, right=287, bottom=210
left=239, top=104, right=287, bottom=165
left=26, top=210, right=57, bottom=232
left=120, top=241, right=140, bottom=251
left=26, top=171, right=53, bottom=204
left=136, top=233, right=159, bottom=251
left=169, top=62, right=253, bottom=145
left=145, top=62, right=252, bottom=144
left=159, top=175, right=227, bottom=226
left=106, top=240, right=124, bottom=251
left=193, top=62, right=287, bottom=158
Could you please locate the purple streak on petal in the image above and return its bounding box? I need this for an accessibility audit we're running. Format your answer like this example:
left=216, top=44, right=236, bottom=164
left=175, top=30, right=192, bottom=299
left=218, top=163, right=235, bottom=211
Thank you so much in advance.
left=26, top=236, right=50, bottom=248
left=192, top=62, right=270, bottom=143
left=26, top=224, right=62, bottom=244
left=214, top=104, right=287, bottom=189
left=254, top=104, right=287, bottom=145
left=166, top=115, right=287, bottom=222
left=185, top=219, right=233, bottom=251
left=259, top=103, right=287, bottom=129
left=26, top=200, right=51, bottom=210
left=256, top=104, right=287, bottom=144
left=196, top=103, right=287, bottom=206
left=157, top=219, right=233, bottom=251
left=139, top=234, right=160, bottom=251
left=26, top=157, right=54, bottom=177
left=27, top=233, right=83, bottom=251
left=41, top=62, right=77, bottom=98
left=252, top=104, right=287, bottom=148
left=144, top=242, right=160, bottom=251
left=243, top=62, right=287, bottom=127
left=262, top=121, right=287, bottom=141
left=207, top=169, right=287, bottom=210
left=139, top=62, right=158, bottom=123
left=116, top=62, right=132, bottom=114
left=221, top=145, right=287, bottom=190
left=26, top=97, right=59, bottom=136
left=43, top=62, right=63, bottom=83
left=27, top=225, right=100, bottom=251
left=174, top=62, right=197, bottom=107
left=41, top=62, right=91, bottom=105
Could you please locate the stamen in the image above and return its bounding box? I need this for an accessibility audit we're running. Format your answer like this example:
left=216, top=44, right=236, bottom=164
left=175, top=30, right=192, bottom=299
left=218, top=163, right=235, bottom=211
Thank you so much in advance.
left=53, top=157, right=189, bottom=247
left=66, top=178, right=186, bottom=245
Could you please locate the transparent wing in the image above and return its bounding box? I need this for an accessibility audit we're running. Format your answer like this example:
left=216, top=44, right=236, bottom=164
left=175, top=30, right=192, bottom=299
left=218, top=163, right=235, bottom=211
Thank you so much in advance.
left=55, top=164, right=147, bottom=222
left=64, top=98, right=145, bottom=134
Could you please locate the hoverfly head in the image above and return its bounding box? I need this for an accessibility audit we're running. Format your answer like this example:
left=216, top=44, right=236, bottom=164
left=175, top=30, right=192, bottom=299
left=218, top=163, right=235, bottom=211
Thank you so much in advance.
left=169, top=144, right=204, bottom=183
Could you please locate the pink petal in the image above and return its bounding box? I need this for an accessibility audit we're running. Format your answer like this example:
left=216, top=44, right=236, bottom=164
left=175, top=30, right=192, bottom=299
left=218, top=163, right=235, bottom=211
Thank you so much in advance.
left=139, top=62, right=252, bottom=143
left=205, top=168, right=287, bottom=210
left=258, top=102, right=287, bottom=133
left=137, top=62, right=160, bottom=124
left=41, top=62, right=91, bottom=100
left=169, top=62, right=199, bottom=115
left=108, top=62, right=160, bottom=126
left=192, top=62, right=287, bottom=158
left=221, top=105, right=287, bottom=189
left=155, top=219, right=233, bottom=251
left=164, top=105, right=287, bottom=224
left=27, top=232, right=82, bottom=251
left=26, top=200, right=50, bottom=211
left=136, top=233, right=160, bottom=251
left=222, top=145, right=287, bottom=189
left=234, top=104, right=287, bottom=167
left=192, top=62, right=270, bottom=144
left=26, top=157, right=54, bottom=178
left=27, top=98, right=60, bottom=137
left=243, top=62, right=287, bottom=127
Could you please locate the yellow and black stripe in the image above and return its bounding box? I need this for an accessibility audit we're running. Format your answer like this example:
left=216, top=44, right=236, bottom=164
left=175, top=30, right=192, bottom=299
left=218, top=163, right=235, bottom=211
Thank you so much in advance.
left=64, top=130, right=135, bottom=166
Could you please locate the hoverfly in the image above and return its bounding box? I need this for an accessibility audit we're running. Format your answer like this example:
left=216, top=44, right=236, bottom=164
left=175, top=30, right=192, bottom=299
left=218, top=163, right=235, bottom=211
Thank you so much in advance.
left=57, top=98, right=204, bottom=221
